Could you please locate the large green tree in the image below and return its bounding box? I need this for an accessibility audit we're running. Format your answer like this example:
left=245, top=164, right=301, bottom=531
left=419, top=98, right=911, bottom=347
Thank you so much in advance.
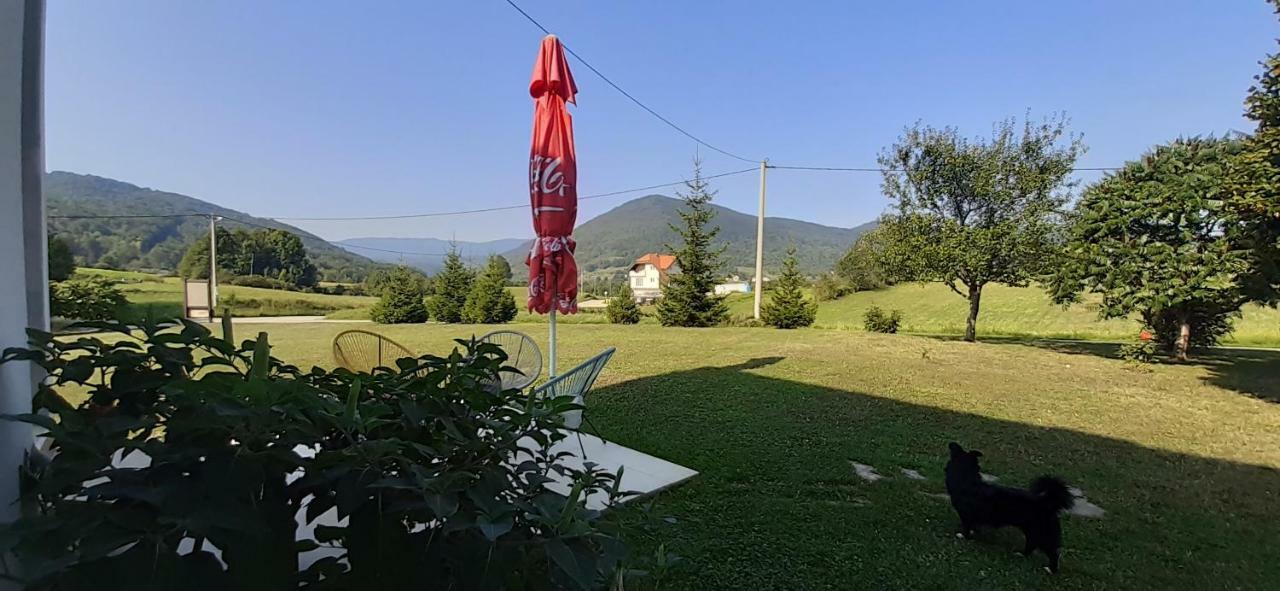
left=47, top=235, right=76, bottom=281
left=761, top=246, right=817, bottom=329
left=177, top=228, right=317, bottom=288
left=427, top=248, right=474, bottom=323
left=1051, top=137, right=1248, bottom=361
left=656, top=161, right=729, bottom=327
left=462, top=256, right=519, bottom=324
left=1232, top=0, right=1280, bottom=304
left=877, top=116, right=1082, bottom=341
left=833, top=228, right=889, bottom=292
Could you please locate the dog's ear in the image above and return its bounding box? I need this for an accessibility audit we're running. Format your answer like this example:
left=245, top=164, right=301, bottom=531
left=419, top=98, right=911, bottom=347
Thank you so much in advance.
left=948, top=442, right=964, bottom=457
left=969, top=450, right=983, bottom=459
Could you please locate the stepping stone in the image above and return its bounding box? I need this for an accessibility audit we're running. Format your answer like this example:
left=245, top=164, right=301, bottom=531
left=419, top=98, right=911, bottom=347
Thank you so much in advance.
left=900, top=468, right=927, bottom=480
left=980, top=472, right=999, bottom=483
left=1068, top=487, right=1106, bottom=518
left=850, top=461, right=883, bottom=482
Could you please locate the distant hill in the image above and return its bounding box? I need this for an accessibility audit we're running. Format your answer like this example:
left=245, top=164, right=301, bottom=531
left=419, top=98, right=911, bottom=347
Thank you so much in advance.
left=336, top=237, right=528, bottom=274
left=45, top=171, right=382, bottom=282
left=502, top=194, right=874, bottom=277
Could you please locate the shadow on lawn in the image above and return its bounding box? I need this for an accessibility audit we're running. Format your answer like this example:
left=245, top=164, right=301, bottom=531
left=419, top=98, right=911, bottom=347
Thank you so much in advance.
left=935, top=335, right=1280, bottom=404
left=590, top=358, right=1280, bottom=590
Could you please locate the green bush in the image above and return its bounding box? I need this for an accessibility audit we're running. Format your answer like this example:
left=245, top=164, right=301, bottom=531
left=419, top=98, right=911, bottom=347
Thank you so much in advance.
left=463, top=256, right=519, bottom=324
left=47, top=235, right=76, bottom=281
left=225, top=274, right=293, bottom=290
left=606, top=285, right=641, bottom=324
left=0, top=319, right=638, bottom=589
left=49, top=276, right=126, bottom=321
left=812, top=274, right=850, bottom=302
left=370, top=266, right=429, bottom=324
left=1119, top=339, right=1158, bottom=364
left=863, top=306, right=903, bottom=334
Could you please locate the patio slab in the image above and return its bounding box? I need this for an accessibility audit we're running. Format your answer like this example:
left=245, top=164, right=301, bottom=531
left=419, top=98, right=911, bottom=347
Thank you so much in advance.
left=533, top=430, right=700, bottom=510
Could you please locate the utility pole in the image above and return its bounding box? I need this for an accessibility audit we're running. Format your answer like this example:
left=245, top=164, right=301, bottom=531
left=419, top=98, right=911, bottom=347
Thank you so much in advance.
left=209, top=215, right=220, bottom=317
left=752, top=160, right=769, bottom=319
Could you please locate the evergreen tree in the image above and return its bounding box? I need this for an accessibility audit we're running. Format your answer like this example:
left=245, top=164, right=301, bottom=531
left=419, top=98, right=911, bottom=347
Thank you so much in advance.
left=762, top=246, right=817, bottom=329
left=427, top=248, right=474, bottom=323
left=1051, top=137, right=1247, bottom=361
left=47, top=235, right=76, bottom=281
left=656, top=160, right=729, bottom=327
left=1233, top=0, right=1280, bottom=304
left=369, top=265, right=429, bottom=324
left=606, top=284, right=641, bottom=324
left=462, top=256, right=519, bottom=324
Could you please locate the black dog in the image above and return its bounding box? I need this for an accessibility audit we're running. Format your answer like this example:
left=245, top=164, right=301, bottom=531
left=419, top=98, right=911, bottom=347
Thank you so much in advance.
left=944, top=442, right=1074, bottom=573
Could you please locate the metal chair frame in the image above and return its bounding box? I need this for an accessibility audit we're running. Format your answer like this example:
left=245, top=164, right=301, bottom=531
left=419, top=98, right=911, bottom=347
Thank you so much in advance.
left=332, top=329, right=415, bottom=373
left=478, top=330, right=543, bottom=391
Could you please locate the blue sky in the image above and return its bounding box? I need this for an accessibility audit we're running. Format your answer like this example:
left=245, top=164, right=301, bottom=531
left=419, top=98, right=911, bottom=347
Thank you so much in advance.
left=45, top=1, right=1276, bottom=242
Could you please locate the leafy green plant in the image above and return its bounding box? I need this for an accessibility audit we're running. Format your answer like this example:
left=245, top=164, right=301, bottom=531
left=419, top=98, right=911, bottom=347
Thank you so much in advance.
left=48, top=276, right=127, bottom=321
left=863, top=306, right=903, bottom=334
left=606, top=285, right=641, bottom=325
left=812, top=274, right=850, bottom=302
left=0, top=319, right=637, bottom=590
left=1119, top=339, right=1158, bottom=365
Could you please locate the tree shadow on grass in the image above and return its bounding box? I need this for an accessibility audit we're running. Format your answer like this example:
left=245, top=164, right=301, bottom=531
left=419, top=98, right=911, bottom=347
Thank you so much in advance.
left=591, top=358, right=1280, bottom=590
left=928, top=335, right=1280, bottom=404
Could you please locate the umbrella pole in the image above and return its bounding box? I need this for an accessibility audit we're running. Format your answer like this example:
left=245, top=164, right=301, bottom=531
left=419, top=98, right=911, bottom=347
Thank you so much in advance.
left=548, top=307, right=557, bottom=378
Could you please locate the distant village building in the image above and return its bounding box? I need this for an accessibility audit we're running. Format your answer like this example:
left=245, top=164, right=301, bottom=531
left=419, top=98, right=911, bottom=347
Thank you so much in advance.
left=628, top=253, right=678, bottom=303
left=713, top=280, right=752, bottom=296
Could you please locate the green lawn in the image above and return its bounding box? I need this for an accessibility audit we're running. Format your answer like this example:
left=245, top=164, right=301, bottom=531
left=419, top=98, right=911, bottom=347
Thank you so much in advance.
left=248, top=322, right=1280, bottom=590
left=728, top=283, right=1280, bottom=345
left=75, top=268, right=376, bottom=320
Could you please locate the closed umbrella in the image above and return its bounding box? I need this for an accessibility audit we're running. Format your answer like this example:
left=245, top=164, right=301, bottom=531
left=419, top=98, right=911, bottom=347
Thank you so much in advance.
left=526, top=34, right=579, bottom=376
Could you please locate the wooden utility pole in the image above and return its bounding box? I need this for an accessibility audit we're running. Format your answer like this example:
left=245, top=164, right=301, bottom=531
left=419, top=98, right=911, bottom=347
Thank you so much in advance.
left=209, top=215, right=220, bottom=316
left=752, top=160, right=769, bottom=319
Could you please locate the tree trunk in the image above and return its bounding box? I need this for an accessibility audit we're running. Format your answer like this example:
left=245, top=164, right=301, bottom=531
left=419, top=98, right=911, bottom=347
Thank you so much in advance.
left=1175, top=315, right=1191, bottom=362
left=964, top=283, right=983, bottom=342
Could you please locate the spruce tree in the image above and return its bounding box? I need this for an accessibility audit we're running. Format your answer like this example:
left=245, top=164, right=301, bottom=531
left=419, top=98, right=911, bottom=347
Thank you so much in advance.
left=463, top=255, right=519, bottom=324
left=606, top=283, right=641, bottom=324
left=656, top=160, right=729, bottom=327
left=1234, top=0, right=1280, bottom=304
left=427, top=248, right=474, bottom=323
left=762, top=246, right=817, bottom=329
left=370, top=265, right=429, bottom=324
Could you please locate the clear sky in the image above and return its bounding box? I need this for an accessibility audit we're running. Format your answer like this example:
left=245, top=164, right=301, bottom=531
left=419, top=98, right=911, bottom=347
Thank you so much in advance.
left=44, top=1, right=1277, bottom=242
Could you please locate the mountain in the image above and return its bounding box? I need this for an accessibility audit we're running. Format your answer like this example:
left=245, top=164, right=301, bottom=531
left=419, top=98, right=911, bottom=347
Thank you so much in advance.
left=336, top=237, right=529, bottom=274
left=502, top=194, right=875, bottom=277
left=44, top=171, right=382, bottom=282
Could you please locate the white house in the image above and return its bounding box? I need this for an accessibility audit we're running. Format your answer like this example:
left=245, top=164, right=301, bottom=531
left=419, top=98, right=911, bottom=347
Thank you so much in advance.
left=713, top=280, right=752, bottom=296
left=628, top=253, right=677, bottom=302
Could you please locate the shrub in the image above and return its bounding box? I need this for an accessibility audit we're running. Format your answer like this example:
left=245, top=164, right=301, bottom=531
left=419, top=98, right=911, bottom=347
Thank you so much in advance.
left=812, top=274, right=850, bottom=302
left=761, top=246, right=817, bottom=329
left=49, top=276, right=126, bottom=321
left=225, top=274, right=293, bottom=290
left=863, top=306, right=903, bottom=334
left=370, top=266, right=429, bottom=324
left=47, top=235, right=76, bottom=281
left=462, top=256, right=519, bottom=324
left=606, top=284, right=642, bottom=324
left=0, top=319, right=637, bottom=589
left=1119, top=339, right=1158, bottom=364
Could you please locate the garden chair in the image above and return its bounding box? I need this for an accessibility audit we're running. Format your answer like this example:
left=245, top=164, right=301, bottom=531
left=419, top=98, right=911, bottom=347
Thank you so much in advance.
left=332, top=329, right=415, bottom=373
left=531, top=348, right=616, bottom=456
left=478, top=330, right=543, bottom=391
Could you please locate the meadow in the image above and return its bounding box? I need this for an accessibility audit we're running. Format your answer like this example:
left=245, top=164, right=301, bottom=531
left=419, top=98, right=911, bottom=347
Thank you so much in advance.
left=243, top=322, right=1280, bottom=590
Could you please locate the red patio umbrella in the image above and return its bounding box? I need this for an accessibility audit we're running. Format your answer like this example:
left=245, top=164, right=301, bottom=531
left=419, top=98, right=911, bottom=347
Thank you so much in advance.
left=526, top=34, right=579, bottom=375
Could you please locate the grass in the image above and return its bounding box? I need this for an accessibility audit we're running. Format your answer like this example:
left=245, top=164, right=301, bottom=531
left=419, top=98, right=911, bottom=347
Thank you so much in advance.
left=74, top=268, right=376, bottom=320
left=728, top=283, right=1280, bottom=345
left=247, top=322, right=1280, bottom=590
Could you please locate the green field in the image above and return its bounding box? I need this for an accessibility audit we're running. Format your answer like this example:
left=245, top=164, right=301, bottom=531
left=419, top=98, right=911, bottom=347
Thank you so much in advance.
left=75, top=268, right=376, bottom=320
left=232, top=322, right=1280, bottom=590
left=728, top=283, right=1280, bottom=345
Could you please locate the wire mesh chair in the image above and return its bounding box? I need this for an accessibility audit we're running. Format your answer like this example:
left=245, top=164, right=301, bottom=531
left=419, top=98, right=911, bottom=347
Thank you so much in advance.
left=332, top=329, right=415, bottom=373
left=531, top=348, right=616, bottom=455
left=478, top=330, right=543, bottom=391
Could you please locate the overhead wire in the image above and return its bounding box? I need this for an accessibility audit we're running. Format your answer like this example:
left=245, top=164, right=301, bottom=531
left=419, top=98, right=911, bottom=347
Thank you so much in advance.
left=501, top=0, right=760, bottom=164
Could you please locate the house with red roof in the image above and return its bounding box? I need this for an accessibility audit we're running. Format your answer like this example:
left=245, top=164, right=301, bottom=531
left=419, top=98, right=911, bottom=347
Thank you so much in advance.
left=628, top=253, right=678, bottom=302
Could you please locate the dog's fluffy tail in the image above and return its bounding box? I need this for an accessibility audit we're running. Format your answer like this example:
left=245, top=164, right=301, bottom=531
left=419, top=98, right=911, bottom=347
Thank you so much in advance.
left=1030, top=476, right=1074, bottom=513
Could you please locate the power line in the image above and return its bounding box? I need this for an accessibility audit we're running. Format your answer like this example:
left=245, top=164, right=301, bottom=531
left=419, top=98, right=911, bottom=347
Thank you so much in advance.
left=501, top=0, right=759, bottom=164
left=769, top=164, right=1123, bottom=173
left=267, top=167, right=757, bottom=221
left=47, top=212, right=208, bottom=220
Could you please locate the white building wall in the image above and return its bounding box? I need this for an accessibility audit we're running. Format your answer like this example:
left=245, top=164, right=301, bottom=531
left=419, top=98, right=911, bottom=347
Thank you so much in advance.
left=0, top=0, right=44, bottom=535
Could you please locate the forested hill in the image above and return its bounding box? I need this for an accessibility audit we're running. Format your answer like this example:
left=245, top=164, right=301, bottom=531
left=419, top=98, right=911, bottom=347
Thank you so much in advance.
left=503, top=194, right=876, bottom=276
left=45, top=171, right=382, bottom=282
